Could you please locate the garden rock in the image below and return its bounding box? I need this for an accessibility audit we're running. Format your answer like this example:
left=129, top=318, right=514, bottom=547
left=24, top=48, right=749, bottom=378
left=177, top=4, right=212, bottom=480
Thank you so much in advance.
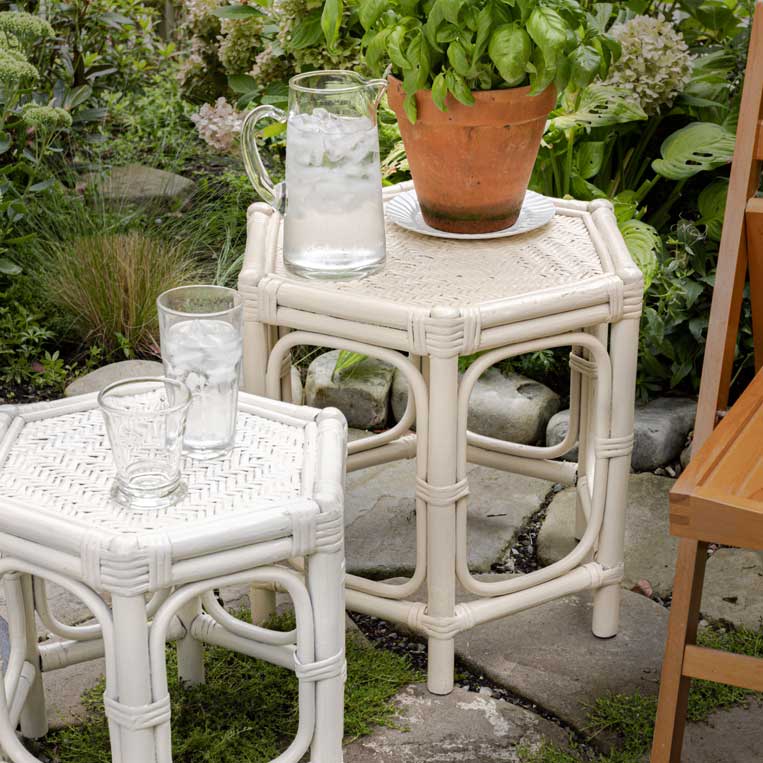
left=392, top=368, right=560, bottom=445
left=64, top=360, right=164, bottom=397
left=305, top=350, right=394, bottom=430
left=545, top=397, right=697, bottom=471
left=454, top=588, right=668, bottom=732
left=290, top=365, right=303, bottom=405
left=343, top=684, right=568, bottom=762
left=537, top=473, right=677, bottom=597
left=345, top=456, right=551, bottom=576
left=390, top=368, right=410, bottom=424
left=80, top=164, right=194, bottom=206
left=702, top=549, right=763, bottom=629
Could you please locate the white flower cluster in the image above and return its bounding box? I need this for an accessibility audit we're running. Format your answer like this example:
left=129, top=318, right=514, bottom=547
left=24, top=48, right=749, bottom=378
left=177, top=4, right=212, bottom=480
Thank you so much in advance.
left=190, top=97, right=244, bottom=153
left=604, top=15, right=693, bottom=115
left=183, top=0, right=223, bottom=24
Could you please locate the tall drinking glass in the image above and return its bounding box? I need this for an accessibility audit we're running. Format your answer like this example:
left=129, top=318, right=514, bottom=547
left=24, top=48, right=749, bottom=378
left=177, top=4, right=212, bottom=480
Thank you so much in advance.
left=157, top=285, right=243, bottom=460
left=98, top=377, right=191, bottom=510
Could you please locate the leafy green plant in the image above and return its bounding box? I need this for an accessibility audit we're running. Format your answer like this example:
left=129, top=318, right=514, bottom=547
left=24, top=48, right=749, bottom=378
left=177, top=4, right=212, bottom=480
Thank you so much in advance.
left=356, top=0, right=621, bottom=121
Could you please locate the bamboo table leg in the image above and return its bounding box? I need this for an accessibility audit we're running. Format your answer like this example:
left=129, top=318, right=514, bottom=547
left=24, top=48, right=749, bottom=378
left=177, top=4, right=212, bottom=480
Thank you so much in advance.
left=424, top=349, right=460, bottom=695
left=110, top=595, right=160, bottom=763
left=651, top=538, right=708, bottom=763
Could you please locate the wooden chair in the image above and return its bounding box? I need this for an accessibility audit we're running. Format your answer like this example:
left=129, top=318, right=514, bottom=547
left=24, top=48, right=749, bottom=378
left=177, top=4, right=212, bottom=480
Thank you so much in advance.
left=650, top=1, right=763, bottom=760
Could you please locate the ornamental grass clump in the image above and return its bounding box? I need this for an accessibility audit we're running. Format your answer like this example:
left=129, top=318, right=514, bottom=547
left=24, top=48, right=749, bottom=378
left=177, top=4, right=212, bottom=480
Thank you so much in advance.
left=603, top=14, right=693, bottom=115
left=37, top=230, right=206, bottom=356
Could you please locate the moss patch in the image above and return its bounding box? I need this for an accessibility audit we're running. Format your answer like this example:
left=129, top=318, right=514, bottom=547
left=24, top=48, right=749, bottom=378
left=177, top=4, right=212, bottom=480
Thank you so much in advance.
left=520, top=622, right=763, bottom=763
left=37, top=613, right=422, bottom=763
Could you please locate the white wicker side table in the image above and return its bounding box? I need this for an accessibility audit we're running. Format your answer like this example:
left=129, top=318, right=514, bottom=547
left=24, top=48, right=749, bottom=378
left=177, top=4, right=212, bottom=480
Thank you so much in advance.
left=0, top=391, right=347, bottom=763
left=239, top=180, right=643, bottom=695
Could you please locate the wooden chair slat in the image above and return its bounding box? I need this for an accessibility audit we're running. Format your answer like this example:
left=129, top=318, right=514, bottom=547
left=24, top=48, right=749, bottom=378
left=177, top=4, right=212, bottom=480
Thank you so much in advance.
left=747, top=198, right=763, bottom=369
left=694, top=0, right=763, bottom=450
left=756, top=120, right=763, bottom=160
left=683, top=646, right=763, bottom=692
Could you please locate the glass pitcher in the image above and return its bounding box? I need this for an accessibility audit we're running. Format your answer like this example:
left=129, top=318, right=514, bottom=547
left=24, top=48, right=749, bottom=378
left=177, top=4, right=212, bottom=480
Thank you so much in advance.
left=242, top=70, right=388, bottom=280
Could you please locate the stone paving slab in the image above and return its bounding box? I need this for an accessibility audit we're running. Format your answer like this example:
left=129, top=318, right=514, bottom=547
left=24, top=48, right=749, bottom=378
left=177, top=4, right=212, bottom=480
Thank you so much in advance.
left=702, top=549, right=763, bottom=630
left=538, top=474, right=678, bottom=597
left=453, top=589, right=668, bottom=732
left=343, top=683, right=568, bottom=763
left=345, top=458, right=551, bottom=576
left=680, top=700, right=763, bottom=763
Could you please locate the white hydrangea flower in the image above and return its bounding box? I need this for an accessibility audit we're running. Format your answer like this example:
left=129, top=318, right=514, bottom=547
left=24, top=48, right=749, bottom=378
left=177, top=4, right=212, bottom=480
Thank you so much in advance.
left=603, top=15, right=693, bottom=115
left=184, top=0, right=224, bottom=24
left=190, top=97, right=244, bottom=153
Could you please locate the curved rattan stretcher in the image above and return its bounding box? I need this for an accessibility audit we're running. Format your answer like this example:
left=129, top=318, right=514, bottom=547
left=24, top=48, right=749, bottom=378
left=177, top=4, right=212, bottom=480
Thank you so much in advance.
left=239, top=181, right=644, bottom=694
left=0, top=391, right=347, bottom=763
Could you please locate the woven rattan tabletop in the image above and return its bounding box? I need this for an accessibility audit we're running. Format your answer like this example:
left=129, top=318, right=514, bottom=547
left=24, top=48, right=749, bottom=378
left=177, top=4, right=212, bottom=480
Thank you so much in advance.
left=0, top=392, right=318, bottom=537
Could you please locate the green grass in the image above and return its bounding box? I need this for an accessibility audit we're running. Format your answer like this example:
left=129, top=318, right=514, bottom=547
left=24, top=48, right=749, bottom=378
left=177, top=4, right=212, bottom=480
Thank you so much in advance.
left=520, top=622, right=763, bottom=763
left=38, top=613, right=421, bottom=763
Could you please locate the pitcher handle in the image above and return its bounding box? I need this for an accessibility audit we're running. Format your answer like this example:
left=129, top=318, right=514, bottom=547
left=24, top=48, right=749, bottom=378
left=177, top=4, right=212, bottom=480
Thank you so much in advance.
left=241, top=104, right=287, bottom=214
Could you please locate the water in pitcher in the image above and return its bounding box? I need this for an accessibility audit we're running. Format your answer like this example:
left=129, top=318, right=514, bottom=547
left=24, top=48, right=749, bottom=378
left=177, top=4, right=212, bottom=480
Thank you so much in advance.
left=164, top=319, right=242, bottom=456
left=284, top=108, right=386, bottom=278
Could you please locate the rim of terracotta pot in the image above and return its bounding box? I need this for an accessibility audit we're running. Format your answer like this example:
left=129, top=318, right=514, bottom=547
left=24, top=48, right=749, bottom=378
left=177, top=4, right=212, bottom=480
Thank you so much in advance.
left=387, top=75, right=556, bottom=126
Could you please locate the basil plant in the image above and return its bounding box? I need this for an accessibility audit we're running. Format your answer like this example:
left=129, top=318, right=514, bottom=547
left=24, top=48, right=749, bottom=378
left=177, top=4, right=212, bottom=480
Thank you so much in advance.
left=354, top=0, right=621, bottom=121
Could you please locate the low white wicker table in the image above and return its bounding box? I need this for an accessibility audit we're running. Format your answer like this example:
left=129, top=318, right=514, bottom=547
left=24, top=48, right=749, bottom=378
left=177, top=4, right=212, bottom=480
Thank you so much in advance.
left=0, top=391, right=347, bottom=763
left=239, top=180, right=643, bottom=695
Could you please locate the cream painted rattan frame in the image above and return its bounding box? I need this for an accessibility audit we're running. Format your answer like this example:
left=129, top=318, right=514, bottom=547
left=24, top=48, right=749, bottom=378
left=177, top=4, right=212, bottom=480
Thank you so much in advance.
left=239, top=181, right=643, bottom=695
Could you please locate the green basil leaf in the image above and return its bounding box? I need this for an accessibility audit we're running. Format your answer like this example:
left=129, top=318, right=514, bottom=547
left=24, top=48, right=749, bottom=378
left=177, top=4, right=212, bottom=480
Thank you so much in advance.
left=321, top=0, right=343, bottom=49
left=569, top=44, right=601, bottom=89
left=528, top=45, right=556, bottom=95
left=447, top=40, right=471, bottom=77
left=448, top=71, right=475, bottom=106
left=403, top=91, right=418, bottom=123
left=365, top=26, right=392, bottom=72
left=424, top=0, right=445, bottom=51
left=432, top=71, right=448, bottom=111
left=212, top=4, right=261, bottom=19
left=359, top=0, right=387, bottom=30
left=527, top=6, right=568, bottom=58
left=388, top=26, right=409, bottom=68
left=473, top=4, right=493, bottom=62
left=441, top=0, right=463, bottom=24
left=488, top=23, right=531, bottom=87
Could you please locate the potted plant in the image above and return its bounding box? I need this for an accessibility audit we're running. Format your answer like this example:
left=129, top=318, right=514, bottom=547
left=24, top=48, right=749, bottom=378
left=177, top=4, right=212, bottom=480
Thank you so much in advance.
left=356, top=0, right=621, bottom=233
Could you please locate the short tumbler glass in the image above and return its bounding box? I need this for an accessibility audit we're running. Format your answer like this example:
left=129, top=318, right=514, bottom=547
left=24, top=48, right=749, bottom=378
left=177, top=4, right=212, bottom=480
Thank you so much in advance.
left=157, top=285, right=243, bottom=460
left=98, top=377, right=191, bottom=510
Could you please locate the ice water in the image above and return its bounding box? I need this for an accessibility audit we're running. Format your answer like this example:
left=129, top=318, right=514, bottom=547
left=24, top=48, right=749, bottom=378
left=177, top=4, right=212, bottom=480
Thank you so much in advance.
left=284, top=109, right=386, bottom=278
left=164, top=319, right=242, bottom=458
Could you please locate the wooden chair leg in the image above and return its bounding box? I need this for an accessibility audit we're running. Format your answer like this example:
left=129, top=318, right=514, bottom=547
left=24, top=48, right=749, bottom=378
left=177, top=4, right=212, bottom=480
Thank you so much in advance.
left=651, top=538, right=708, bottom=763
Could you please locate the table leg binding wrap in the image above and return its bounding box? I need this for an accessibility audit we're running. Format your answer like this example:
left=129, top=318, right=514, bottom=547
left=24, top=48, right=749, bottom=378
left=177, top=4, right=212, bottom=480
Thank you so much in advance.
left=294, top=650, right=346, bottom=683
left=569, top=352, right=598, bottom=377
left=595, top=434, right=635, bottom=460
left=415, top=477, right=470, bottom=508
left=103, top=693, right=171, bottom=731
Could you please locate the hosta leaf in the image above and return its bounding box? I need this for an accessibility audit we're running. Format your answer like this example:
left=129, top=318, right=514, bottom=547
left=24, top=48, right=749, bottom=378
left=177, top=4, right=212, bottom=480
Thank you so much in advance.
left=321, top=0, right=343, bottom=49
left=697, top=179, right=728, bottom=242
left=652, top=123, right=735, bottom=181
left=0, top=257, right=21, bottom=275
left=290, top=13, right=324, bottom=49
left=575, top=140, right=604, bottom=179
left=228, top=74, right=258, bottom=94
left=359, top=0, right=387, bottom=30
left=620, top=219, right=661, bottom=289
left=549, top=85, right=646, bottom=130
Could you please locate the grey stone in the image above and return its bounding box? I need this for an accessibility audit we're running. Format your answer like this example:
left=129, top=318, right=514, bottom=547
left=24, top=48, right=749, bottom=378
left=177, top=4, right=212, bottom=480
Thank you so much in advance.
left=680, top=442, right=692, bottom=469
left=345, top=458, right=551, bottom=577
left=392, top=368, right=559, bottom=444
left=538, top=473, right=678, bottom=597
left=681, top=700, right=763, bottom=763
left=44, top=657, right=105, bottom=730
left=81, top=164, right=194, bottom=206
left=290, top=365, right=303, bottom=405
left=702, top=549, right=763, bottom=629
left=454, top=588, right=668, bottom=731
left=545, top=409, right=576, bottom=460
left=305, top=350, right=394, bottom=430
left=468, top=370, right=560, bottom=445
left=546, top=397, right=697, bottom=471
left=390, top=368, right=410, bottom=424
left=343, top=683, right=568, bottom=763
left=64, top=360, right=164, bottom=397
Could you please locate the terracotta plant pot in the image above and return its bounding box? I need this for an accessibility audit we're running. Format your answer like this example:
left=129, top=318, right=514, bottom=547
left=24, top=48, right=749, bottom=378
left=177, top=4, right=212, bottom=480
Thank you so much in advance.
left=387, top=76, right=556, bottom=234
